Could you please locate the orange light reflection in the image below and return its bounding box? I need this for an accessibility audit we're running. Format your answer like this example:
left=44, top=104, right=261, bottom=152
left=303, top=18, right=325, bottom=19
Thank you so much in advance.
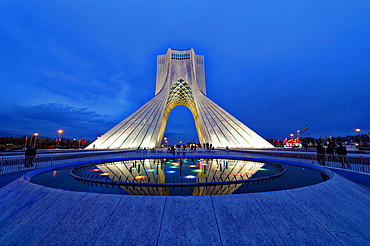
left=135, top=176, right=146, bottom=180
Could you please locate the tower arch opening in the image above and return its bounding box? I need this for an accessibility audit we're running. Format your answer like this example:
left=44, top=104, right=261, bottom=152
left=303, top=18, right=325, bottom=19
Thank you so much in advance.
left=161, top=105, right=199, bottom=145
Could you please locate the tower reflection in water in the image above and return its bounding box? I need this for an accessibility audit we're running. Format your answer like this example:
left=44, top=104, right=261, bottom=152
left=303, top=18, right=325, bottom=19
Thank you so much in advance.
left=72, top=158, right=284, bottom=196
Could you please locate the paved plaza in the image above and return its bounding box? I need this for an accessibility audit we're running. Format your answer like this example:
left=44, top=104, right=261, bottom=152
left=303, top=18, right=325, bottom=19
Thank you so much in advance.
left=0, top=158, right=369, bottom=245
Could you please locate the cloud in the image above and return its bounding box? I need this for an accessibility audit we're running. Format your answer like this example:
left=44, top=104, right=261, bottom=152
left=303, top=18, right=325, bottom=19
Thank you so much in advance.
left=0, top=103, right=117, bottom=139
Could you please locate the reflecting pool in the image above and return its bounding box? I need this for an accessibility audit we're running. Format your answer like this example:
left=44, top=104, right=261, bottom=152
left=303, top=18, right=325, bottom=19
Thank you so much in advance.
left=31, top=157, right=329, bottom=196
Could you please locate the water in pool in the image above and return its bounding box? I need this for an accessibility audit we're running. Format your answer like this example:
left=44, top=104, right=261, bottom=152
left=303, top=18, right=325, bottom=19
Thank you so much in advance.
left=30, top=158, right=328, bottom=196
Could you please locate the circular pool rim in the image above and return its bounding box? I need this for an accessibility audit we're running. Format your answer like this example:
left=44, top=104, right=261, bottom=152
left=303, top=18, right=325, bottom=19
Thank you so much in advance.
left=69, top=159, right=286, bottom=188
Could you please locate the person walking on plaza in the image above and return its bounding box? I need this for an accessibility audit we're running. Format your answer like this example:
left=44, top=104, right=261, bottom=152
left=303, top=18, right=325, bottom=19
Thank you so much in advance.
left=326, top=143, right=335, bottom=164
left=24, top=146, right=35, bottom=167
left=336, top=142, right=348, bottom=168
left=316, top=143, right=325, bottom=165
left=30, top=147, right=36, bottom=166
left=24, top=146, right=31, bottom=167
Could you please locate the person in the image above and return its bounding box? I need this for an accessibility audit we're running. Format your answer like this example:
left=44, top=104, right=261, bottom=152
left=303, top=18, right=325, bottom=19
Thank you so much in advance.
left=24, top=146, right=32, bottom=167
left=336, top=142, right=348, bottom=168
left=326, top=143, right=335, bottom=164
left=316, top=143, right=325, bottom=165
left=30, top=147, right=36, bottom=166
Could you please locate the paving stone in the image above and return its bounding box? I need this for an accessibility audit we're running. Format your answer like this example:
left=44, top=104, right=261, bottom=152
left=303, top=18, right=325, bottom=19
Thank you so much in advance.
left=157, top=196, right=222, bottom=246
left=0, top=182, right=58, bottom=237
left=329, top=174, right=370, bottom=207
left=287, top=184, right=370, bottom=245
left=253, top=190, right=340, bottom=245
left=309, top=178, right=370, bottom=230
left=212, top=193, right=285, bottom=246
left=0, top=189, right=86, bottom=246
left=38, top=193, right=122, bottom=246
left=0, top=178, right=35, bottom=208
left=94, top=195, right=165, bottom=246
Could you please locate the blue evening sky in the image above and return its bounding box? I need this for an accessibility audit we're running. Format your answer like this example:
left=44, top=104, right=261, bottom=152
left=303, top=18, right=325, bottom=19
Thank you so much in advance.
left=0, top=1, right=369, bottom=143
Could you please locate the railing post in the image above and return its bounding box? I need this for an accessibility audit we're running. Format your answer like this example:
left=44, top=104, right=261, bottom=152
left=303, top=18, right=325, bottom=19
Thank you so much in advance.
left=0, top=157, right=3, bottom=173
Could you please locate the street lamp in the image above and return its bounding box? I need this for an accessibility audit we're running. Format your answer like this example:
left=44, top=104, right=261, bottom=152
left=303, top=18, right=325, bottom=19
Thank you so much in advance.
left=58, top=129, right=63, bottom=146
left=356, top=129, right=361, bottom=148
left=33, top=133, right=38, bottom=147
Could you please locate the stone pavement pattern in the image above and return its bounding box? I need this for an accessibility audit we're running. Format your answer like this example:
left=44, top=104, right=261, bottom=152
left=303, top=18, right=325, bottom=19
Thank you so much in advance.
left=0, top=174, right=369, bottom=245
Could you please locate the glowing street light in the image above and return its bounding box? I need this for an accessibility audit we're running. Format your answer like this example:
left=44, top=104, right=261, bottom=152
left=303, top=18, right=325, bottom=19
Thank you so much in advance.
left=356, top=129, right=361, bottom=147
left=33, top=133, right=38, bottom=147
left=58, top=129, right=63, bottom=146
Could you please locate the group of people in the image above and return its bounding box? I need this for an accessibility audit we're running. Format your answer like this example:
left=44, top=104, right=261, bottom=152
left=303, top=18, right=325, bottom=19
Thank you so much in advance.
left=24, top=146, right=37, bottom=167
left=316, top=142, right=348, bottom=168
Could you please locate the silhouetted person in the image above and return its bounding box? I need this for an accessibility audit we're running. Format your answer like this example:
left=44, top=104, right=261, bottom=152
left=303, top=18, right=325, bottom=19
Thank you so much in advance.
left=326, top=143, right=335, bottom=164
left=24, top=146, right=36, bottom=167
left=24, top=146, right=32, bottom=167
left=30, top=147, right=36, bottom=166
left=316, top=143, right=325, bottom=165
left=336, top=142, right=348, bottom=168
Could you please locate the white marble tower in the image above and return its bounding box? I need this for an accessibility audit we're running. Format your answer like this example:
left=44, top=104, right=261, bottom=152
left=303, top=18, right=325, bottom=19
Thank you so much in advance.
left=87, top=48, right=273, bottom=149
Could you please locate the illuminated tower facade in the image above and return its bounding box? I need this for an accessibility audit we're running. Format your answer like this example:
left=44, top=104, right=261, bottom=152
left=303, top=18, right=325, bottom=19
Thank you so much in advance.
left=87, top=48, right=273, bottom=149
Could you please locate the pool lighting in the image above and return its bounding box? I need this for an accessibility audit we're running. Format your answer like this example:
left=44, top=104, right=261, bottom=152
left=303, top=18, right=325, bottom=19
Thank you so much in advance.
left=259, top=168, right=268, bottom=171
left=99, top=173, right=110, bottom=176
left=147, top=169, right=156, bottom=172
left=166, top=170, right=176, bottom=174
left=189, top=165, right=197, bottom=167
left=185, top=175, right=196, bottom=179
left=170, top=166, right=177, bottom=168
left=193, top=169, right=203, bottom=173
left=135, top=176, right=145, bottom=180
left=91, top=169, right=100, bottom=172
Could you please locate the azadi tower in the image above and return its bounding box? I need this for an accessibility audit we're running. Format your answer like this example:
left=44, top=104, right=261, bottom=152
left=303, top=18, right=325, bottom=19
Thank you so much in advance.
left=87, top=48, right=273, bottom=149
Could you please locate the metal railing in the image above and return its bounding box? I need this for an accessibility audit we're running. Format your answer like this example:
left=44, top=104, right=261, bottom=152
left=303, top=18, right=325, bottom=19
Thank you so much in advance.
left=1, top=149, right=369, bottom=175
left=232, top=150, right=370, bottom=174
left=0, top=150, right=133, bottom=174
